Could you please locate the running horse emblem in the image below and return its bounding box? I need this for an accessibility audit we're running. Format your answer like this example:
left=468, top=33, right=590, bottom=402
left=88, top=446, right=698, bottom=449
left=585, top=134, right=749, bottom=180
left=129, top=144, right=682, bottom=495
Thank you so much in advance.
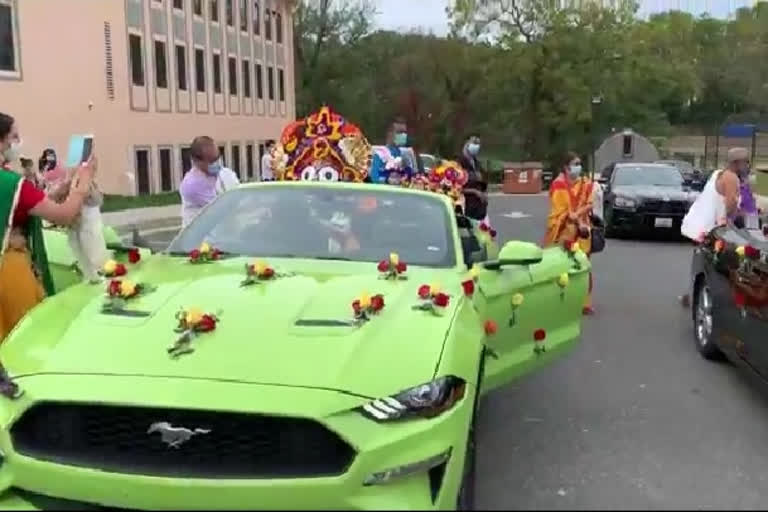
left=147, top=421, right=211, bottom=448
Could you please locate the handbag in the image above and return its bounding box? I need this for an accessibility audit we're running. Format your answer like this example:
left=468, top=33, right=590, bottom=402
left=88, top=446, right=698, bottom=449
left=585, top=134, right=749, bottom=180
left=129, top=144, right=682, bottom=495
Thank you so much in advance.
left=590, top=214, right=606, bottom=254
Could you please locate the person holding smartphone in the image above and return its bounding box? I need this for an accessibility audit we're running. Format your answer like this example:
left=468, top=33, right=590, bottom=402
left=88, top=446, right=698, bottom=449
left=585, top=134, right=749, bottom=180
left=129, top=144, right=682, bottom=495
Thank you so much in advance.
left=0, top=112, right=96, bottom=397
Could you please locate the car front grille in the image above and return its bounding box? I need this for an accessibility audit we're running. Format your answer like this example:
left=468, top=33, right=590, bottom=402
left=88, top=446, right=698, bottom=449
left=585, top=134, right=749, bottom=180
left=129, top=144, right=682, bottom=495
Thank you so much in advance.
left=11, top=402, right=356, bottom=479
left=639, top=199, right=688, bottom=215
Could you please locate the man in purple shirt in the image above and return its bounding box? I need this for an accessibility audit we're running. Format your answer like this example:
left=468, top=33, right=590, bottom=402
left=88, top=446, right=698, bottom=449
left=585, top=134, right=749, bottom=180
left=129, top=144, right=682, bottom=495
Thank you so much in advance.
left=180, top=136, right=220, bottom=228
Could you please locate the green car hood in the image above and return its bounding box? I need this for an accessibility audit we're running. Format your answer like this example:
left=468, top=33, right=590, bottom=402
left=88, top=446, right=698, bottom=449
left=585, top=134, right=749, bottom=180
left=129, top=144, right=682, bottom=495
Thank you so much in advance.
left=3, top=256, right=463, bottom=399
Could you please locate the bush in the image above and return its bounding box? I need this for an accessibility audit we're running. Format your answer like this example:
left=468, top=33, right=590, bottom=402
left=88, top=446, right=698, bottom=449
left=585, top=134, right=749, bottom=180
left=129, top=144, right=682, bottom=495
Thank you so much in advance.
left=102, top=192, right=181, bottom=213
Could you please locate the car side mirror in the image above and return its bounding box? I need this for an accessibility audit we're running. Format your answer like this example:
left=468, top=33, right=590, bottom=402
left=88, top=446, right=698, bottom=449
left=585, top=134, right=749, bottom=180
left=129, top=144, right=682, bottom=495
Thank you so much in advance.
left=484, top=241, right=543, bottom=270
left=597, top=176, right=608, bottom=185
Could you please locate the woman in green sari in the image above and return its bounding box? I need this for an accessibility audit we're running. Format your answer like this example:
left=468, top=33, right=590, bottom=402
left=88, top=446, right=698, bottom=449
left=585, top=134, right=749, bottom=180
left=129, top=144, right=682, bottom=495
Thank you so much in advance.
left=0, top=112, right=95, bottom=398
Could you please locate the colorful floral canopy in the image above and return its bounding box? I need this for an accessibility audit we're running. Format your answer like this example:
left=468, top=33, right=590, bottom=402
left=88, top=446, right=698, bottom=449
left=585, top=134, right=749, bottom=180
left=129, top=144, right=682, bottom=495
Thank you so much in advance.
left=273, top=106, right=372, bottom=182
left=424, top=160, right=469, bottom=202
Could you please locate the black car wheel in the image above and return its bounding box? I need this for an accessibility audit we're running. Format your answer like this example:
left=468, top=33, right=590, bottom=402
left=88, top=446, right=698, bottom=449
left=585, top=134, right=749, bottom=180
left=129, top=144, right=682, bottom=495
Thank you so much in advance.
left=693, top=277, right=723, bottom=360
left=604, top=207, right=618, bottom=238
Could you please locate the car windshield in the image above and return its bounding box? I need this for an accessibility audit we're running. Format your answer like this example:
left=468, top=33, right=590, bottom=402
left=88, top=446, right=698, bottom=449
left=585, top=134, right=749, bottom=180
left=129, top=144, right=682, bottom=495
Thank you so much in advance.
left=613, top=165, right=683, bottom=187
left=168, top=185, right=457, bottom=267
left=656, top=160, right=694, bottom=175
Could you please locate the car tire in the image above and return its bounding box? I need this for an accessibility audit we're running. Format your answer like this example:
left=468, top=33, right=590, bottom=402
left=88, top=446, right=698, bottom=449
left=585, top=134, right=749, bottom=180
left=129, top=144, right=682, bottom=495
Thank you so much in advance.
left=604, top=208, right=617, bottom=238
left=693, top=277, right=723, bottom=360
left=457, top=352, right=484, bottom=511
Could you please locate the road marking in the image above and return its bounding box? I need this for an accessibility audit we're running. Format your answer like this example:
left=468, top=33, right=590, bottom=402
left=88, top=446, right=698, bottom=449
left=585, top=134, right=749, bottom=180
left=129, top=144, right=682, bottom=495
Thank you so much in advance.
left=501, top=211, right=532, bottom=219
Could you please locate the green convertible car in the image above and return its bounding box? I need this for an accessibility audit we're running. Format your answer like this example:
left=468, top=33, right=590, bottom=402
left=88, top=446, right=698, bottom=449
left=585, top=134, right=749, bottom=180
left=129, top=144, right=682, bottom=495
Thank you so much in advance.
left=0, top=182, right=589, bottom=510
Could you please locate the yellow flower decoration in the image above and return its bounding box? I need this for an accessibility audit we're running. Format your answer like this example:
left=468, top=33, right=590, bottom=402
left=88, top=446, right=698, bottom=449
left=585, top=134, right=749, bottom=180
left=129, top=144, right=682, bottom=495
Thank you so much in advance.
left=103, top=260, right=117, bottom=275
left=558, top=273, right=569, bottom=287
left=253, top=260, right=267, bottom=275
left=512, top=293, right=524, bottom=307
left=429, top=282, right=441, bottom=296
left=120, top=280, right=137, bottom=298
left=736, top=246, right=746, bottom=257
left=359, top=292, right=372, bottom=309
left=390, top=253, right=399, bottom=266
left=570, top=241, right=580, bottom=253
left=200, top=242, right=211, bottom=255
left=468, top=265, right=480, bottom=280
left=185, top=308, right=204, bottom=325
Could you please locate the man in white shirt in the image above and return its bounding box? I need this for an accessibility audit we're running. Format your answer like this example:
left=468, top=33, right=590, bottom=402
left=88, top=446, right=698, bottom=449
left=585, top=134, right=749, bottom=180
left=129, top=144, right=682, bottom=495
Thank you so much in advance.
left=215, top=162, right=240, bottom=194
left=261, top=139, right=276, bottom=181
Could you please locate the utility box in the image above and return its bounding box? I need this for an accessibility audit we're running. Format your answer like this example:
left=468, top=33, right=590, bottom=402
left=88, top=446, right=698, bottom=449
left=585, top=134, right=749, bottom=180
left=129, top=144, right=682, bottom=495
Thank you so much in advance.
left=502, top=161, right=543, bottom=194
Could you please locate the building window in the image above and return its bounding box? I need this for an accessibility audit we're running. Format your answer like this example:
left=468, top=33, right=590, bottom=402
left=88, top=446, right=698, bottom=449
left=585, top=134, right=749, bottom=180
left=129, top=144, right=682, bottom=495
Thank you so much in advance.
left=218, top=145, right=227, bottom=165
left=193, top=0, right=203, bottom=15
left=264, top=8, right=271, bottom=40
left=225, top=0, right=234, bottom=26
left=267, top=66, right=274, bottom=101
left=129, top=34, right=145, bottom=86
left=154, top=40, right=168, bottom=89
left=246, top=144, right=254, bottom=179
left=258, top=142, right=265, bottom=177
left=242, top=59, right=251, bottom=98
left=173, top=0, right=183, bottom=9
left=252, top=1, right=260, bottom=35
left=228, top=56, right=238, bottom=95
left=239, top=0, right=248, bottom=32
left=232, top=144, right=241, bottom=178
left=255, top=63, right=263, bottom=99
left=175, top=44, right=188, bottom=91
left=104, top=23, right=115, bottom=100
left=0, top=0, right=18, bottom=73
left=195, top=48, right=206, bottom=91
left=210, top=0, right=219, bottom=21
left=212, top=52, right=222, bottom=93
left=181, top=146, right=192, bottom=176
left=277, top=68, right=284, bottom=102
left=159, top=148, right=173, bottom=192
left=275, top=11, right=282, bottom=43
left=136, top=149, right=151, bottom=196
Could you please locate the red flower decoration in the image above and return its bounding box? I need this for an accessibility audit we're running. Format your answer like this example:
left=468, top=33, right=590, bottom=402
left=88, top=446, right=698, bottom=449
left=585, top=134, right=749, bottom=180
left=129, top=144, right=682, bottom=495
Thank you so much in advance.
left=734, top=292, right=746, bottom=307
left=211, top=249, right=222, bottom=260
left=370, top=294, right=385, bottom=312
left=107, top=280, right=122, bottom=297
left=461, top=279, right=475, bottom=297
left=197, top=314, right=217, bottom=332
left=128, top=248, right=141, bottom=264
left=189, top=249, right=201, bottom=262
left=484, top=320, right=498, bottom=336
left=479, top=223, right=490, bottom=232
left=744, top=245, right=761, bottom=260
left=262, top=267, right=275, bottom=279
left=377, top=260, right=389, bottom=272
left=352, top=300, right=362, bottom=314
left=533, top=328, right=547, bottom=342
left=396, top=261, right=407, bottom=273
left=114, top=263, right=127, bottom=277
left=490, top=228, right=497, bottom=238
left=418, top=285, right=431, bottom=299
left=563, top=241, right=573, bottom=251
left=433, top=293, right=450, bottom=308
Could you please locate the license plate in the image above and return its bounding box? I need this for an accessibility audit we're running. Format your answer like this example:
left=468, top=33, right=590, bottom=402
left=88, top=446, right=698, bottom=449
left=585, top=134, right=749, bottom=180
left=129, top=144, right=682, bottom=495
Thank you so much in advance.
left=654, top=217, right=673, bottom=228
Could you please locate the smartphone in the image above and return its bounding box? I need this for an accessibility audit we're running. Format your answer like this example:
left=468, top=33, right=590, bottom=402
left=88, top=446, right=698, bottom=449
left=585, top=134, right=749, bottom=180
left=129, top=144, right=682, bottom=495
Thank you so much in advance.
left=65, top=134, right=94, bottom=168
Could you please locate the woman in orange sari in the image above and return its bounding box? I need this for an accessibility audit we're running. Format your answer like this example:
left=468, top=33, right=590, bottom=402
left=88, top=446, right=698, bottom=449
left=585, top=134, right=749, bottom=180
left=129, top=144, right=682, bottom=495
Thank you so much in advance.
left=0, top=112, right=94, bottom=398
left=543, top=151, right=595, bottom=315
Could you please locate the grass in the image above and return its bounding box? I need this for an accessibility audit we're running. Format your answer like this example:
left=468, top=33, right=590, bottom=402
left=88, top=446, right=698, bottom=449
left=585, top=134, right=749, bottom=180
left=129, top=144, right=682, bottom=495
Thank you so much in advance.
left=102, top=191, right=181, bottom=213
left=755, top=170, right=768, bottom=198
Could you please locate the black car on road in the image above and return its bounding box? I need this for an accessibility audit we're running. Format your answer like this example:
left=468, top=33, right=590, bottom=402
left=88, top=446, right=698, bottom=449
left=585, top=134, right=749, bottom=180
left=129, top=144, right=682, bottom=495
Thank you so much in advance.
left=690, top=225, right=768, bottom=379
left=600, top=163, right=700, bottom=237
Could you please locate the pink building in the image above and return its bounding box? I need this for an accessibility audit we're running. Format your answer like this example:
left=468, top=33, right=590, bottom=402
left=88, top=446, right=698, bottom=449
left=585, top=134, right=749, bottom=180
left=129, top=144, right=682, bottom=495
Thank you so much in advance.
left=0, top=0, right=296, bottom=195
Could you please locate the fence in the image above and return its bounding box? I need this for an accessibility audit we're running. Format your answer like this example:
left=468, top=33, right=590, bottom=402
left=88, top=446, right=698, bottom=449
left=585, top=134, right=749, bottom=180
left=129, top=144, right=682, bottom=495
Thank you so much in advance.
left=703, top=133, right=768, bottom=171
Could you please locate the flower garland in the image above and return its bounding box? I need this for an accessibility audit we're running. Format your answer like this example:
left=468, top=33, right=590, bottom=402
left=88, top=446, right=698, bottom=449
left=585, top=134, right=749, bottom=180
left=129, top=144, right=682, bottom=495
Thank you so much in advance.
left=168, top=307, right=221, bottom=358
left=101, top=259, right=127, bottom=278
left=241, top=260, right=276, bottom=286
left=413, top=283, right=451, bottom=316
left=102, top=279, right=156, bottom=313
left=189, top=242, right=221, bottom=264
left=352, top=292, right=385, bottom=325
left=563, top=240, right=584, bottom=270
left=378, top=253, right=408, bottom=280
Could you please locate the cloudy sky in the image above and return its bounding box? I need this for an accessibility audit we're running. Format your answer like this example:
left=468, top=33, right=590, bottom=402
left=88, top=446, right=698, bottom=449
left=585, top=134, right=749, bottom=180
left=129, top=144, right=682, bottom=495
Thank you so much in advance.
left=374, top=0, right=756, bottom=35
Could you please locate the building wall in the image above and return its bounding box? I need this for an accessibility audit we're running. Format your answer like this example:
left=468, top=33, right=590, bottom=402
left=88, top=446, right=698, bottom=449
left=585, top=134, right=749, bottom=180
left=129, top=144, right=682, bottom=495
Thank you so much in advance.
left=0, top=0, right=296, bottom=195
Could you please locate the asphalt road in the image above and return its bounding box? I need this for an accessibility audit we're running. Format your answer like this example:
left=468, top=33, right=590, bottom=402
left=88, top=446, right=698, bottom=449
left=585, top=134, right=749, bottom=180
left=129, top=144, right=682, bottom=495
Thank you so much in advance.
left=138, top=194, right=768, bottom=509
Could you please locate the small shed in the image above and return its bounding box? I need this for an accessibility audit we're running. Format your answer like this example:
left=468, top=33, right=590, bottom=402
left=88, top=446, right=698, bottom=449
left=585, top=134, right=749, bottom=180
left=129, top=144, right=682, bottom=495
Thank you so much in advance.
left=594, top=129, right=660, bottom=174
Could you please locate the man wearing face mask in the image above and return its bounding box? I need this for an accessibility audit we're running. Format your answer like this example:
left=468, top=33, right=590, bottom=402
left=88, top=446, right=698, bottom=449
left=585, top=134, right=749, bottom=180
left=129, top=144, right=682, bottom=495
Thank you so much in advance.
left=180, top=136, right=220, bottom=228
left=457, top=135, right=489, bottom=221
left=370, top=118, right=409, bottom=184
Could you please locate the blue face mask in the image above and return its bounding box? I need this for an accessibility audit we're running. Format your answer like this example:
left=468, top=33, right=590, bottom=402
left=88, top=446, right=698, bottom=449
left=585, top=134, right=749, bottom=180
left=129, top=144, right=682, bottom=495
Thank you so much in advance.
left=467, top=143, right=480, bottom=155
left=393, top=133, right=408, bottom=147
left=207, top=160, right=222, bottom=176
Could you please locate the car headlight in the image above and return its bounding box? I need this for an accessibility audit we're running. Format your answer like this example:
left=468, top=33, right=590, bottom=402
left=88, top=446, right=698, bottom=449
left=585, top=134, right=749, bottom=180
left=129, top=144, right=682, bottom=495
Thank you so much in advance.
left=614, top=196, right=637, bottom=208
left=360, top=376, right=466, bottom=422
